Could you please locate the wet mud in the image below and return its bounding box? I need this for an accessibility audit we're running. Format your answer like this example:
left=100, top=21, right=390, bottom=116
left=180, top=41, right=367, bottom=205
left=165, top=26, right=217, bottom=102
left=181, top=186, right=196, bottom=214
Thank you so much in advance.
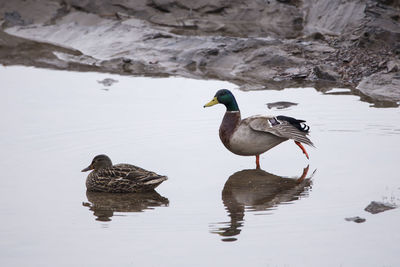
left=1, top=0, right=399, bottom=106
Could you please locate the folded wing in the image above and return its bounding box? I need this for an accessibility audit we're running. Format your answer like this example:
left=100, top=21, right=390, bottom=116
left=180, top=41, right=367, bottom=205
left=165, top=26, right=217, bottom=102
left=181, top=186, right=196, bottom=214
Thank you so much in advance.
left=97, top=164, right=167, bottom=184
left=249, top=115, right=314, bottom=147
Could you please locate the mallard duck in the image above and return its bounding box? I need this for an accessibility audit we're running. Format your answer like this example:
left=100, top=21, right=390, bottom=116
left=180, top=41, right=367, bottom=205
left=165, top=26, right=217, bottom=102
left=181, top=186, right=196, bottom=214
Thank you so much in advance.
left=213, top=166, right=311, bottom=240
left=84, top=191, right=169, bottom=221
left=81, top=154, right=167, bottom=193
left=204, top=89, right=314, bottom=168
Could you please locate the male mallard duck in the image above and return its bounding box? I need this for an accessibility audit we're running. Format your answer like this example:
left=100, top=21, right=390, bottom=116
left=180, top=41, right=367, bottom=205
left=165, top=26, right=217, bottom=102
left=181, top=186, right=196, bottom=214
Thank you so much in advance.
left=204, top=89, right=314, bottom=168
left=81, top=154, right=167, bottom=193
left=213, top=167, right=311, bottom=239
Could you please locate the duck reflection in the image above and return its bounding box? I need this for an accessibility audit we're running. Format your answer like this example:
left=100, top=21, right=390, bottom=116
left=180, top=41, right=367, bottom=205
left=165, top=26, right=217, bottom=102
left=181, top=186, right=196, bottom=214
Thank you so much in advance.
left=211, top=166, right=312, bottom=242
left=83, top=190, right=169, bottom=221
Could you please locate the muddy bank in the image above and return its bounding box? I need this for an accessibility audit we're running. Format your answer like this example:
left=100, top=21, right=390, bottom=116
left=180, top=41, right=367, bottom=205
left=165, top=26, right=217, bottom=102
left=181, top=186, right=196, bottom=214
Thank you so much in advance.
left=1, top=0, right=399, bottom=106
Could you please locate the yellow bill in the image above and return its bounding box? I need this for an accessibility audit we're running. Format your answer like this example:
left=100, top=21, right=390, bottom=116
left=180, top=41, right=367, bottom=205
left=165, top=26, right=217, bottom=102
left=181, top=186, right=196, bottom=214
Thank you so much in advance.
left=203, top=97, right=219, bottom=107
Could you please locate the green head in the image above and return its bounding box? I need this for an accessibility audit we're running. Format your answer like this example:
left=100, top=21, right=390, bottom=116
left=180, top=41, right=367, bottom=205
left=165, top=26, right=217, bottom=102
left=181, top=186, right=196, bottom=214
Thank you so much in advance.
left=203, top=89, right=239, bottom=111
left=81, top=154, right=113, bottom=172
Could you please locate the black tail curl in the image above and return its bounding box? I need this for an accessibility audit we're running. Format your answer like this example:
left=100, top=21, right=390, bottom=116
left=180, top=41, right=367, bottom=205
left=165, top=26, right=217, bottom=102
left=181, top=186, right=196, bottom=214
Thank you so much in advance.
left=276, top=115, right=310, bottom=133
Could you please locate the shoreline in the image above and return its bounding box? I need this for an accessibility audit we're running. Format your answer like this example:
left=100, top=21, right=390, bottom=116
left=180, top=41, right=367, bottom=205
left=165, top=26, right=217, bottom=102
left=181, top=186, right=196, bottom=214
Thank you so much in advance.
left=1, top=0, right=399, bottom=107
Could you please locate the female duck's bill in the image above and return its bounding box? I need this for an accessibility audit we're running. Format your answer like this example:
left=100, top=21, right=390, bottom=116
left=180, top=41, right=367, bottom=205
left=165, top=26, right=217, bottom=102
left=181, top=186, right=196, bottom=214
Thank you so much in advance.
left=81, top=154, right=112, bottom=172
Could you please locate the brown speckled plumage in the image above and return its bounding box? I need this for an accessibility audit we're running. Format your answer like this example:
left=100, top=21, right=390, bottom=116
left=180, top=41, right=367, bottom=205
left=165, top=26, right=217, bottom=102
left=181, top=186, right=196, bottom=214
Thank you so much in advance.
left=82, top=155, right=167, bottom=193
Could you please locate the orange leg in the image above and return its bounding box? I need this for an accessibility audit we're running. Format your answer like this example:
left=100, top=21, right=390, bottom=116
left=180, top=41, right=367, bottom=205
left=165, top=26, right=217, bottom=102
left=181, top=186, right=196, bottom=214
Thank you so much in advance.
left=296, top=165, right=309, bottom=183
left=295, top=141, right=309, bottom=159
left=255, top=155, right=260, bottom=169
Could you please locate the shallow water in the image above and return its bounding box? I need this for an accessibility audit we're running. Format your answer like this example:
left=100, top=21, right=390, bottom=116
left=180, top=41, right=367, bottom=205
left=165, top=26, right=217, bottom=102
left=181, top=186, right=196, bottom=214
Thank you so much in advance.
left=0, top=66, right=399, bottom=266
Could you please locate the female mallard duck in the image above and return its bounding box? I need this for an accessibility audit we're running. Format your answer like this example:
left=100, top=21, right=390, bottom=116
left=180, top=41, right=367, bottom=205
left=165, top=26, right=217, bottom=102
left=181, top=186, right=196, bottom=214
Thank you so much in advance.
left=81, top=154, right=167, bottom=193
left=204, top=89, right=314, bottom=169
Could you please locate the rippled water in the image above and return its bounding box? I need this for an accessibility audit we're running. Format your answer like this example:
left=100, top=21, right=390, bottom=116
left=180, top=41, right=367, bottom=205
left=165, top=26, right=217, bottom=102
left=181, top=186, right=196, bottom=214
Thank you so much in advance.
left=1, top=66, right=399, bottom=266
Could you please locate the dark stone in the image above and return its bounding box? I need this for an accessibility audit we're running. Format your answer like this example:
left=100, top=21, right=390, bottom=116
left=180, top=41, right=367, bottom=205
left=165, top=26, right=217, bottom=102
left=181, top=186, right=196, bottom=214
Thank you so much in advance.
left=204, top=48, right=219, bottom=56
left=184, top=61, right=197, bottom=72
left=391, top=15, right=399, bottom=21
left=377, top=0, right=394, bottom=5
left=292, top=17, right=303, bottom=31
left=4, top=11, right=26, bottom=26
left=97, top=78, right=118, bottom=86
left=311, top=32, right=325, bottom=41
left=364, top=201, right=396, bottom=214
left=147, top=1, right=171, bottom=13
left=345, top=216, right=366, bottom=223
left=313, top=66, right=336, bottom=81
left=143, top=32, right=173, bottom=40
left=204, top=6, right=226, bottom=14
left=267, top=101, right=298, bottom=109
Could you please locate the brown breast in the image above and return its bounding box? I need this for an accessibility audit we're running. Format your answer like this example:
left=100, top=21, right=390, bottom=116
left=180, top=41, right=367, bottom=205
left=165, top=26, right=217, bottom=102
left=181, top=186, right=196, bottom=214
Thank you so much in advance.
left=219, top=111, right=241, bottom=149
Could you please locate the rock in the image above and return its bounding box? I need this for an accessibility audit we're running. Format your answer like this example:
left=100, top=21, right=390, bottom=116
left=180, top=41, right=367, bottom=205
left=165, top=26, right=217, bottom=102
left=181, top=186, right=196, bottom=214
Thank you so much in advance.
left=4, top=11, right=27, bottom=26
left=122, top=58, right=132, bottom=63
left=266, top=101, right=298, bottom=109
left=364, top=201, right=396, bottom=214
left=378, top=60, right=387, bottom=68
left=387, top=60, right=400, bottom=73
left=313, top=66, right=337, bottom=81
left=281, top=67, right=309, bottom=79
left=345, top=216, right=366, bottom=223
left=143, top=32, right=174, bottom=40
left=203, top=48, right=219, bottom=56
left=310, top=32, right=325, bottom=41
left=356, top=72, right=400, bottom=103
left=97, top=78, right=118, bottom=86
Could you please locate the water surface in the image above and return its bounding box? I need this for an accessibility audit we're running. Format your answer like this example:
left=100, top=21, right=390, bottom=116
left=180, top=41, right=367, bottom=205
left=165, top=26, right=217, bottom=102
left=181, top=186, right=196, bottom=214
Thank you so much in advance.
left=0, top=66, right=399, bottom=266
